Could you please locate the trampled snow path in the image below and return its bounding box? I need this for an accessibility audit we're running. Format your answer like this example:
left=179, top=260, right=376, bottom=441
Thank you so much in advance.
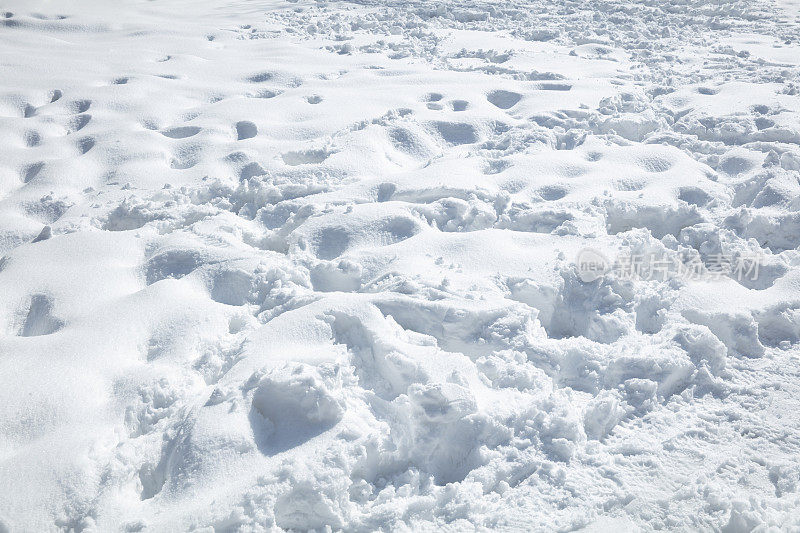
left=1, top=0, right=800, bottom=530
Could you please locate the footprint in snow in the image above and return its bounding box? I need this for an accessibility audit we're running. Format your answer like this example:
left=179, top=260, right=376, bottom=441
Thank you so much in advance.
left=239, top=161, right=267, bottom=180
left=24, top=130, right=41, bottom=147
left=246, top=71, right=273, bottom=83
left=69, top=99, right=91, bottom=113
left=32, top=225, right=51, bottom=243
left=77, top=136, right=95, bottom=154
left=424, top=93, right=444, bottom=109
left=22, top=161, right=45, bottom=183
left=537, top=186, right=568, bottom=201
left=432, top=121, right=477, bottom=145
left=483, top=159, right=510, bottom=174
left=538, top=83, right=571, bottom=91
left=67, top=114, right=91, bottom=133
left=235, top=121, right=257, bottom=140
left=160, top=126, right=201, bottom=139
left=486, top=90, right=522, bottom=109
left=18, top=294, right=64, bottom=337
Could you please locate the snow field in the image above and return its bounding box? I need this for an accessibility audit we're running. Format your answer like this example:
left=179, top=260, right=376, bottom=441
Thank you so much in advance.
left=1, top=0, right=800, bottom=530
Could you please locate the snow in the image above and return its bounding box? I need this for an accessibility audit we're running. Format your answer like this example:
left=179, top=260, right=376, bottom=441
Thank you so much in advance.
left=1, top=0, right=800, bottom=530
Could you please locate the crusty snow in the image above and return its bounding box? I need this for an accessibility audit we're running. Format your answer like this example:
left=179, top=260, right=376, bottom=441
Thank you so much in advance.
left=1, top=0, right=800, bottom=530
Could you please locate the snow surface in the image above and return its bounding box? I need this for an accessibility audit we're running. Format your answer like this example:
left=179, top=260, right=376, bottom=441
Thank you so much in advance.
left=1, top=0, right=800, bottom=530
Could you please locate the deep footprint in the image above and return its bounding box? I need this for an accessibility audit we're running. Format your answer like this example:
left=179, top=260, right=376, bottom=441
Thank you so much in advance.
left=160, top=126, right=201, bottom=139
left=22, top=162, right=45, bottom=183
left=69, top=99, right=91, bottom=113
left=486, top=90, right=522, bottom=109
left=67, top=114, right=91, bottom=133
left=235, top=121, right=257, bottom=140
left=18, top=294, right=64, bottom=337
left=77, top=136, right=95, bottom=154
left=24, top=131, right=42, bottom=147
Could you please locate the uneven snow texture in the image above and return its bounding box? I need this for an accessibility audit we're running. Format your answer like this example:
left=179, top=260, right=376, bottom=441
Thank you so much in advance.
left=1, top=0, right=800, bottom=530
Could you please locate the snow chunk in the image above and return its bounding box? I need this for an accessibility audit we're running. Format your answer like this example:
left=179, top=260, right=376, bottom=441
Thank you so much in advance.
left=250, top=364, right=344, bottom=454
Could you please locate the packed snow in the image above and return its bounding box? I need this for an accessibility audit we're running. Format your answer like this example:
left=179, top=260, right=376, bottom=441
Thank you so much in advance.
left=1, top=0, right=800, bottom=530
